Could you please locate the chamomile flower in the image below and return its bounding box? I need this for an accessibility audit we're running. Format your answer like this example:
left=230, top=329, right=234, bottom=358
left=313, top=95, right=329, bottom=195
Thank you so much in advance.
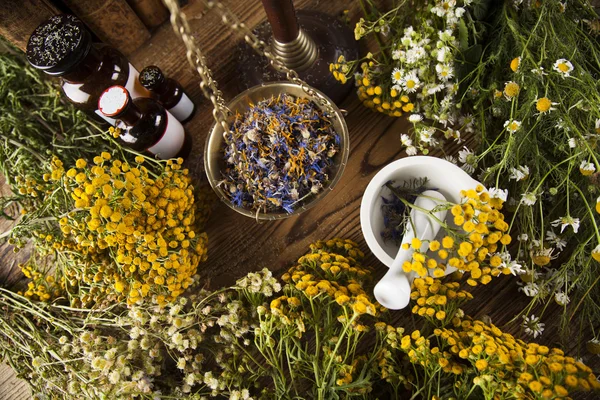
left=458, top=146, right=477, bottom=174
left=520, top=192, right=538, bottom=206
left=517, top=233, right=529, bottom=242
left=509, top=165, right=529, bottom=181
left=546, top=230, right=567, bottom=251
left=504, top=119, right=522, bottom=133
left=535, top=97, right=556, bottom=113
left=592, top=244, right=600, bottom=262
left=568, top=137, right=578, bottom=148
left=510, top=56, right=521, bottom=72
left=553, top=58, right=574, bottom=77
left=503, top=81, right=520, bottom=98
left=391, top=49, right=402, bottom=60
left=391, top=68, right=403, bottom=85
left=579, top=160, right=596, bottom=176
left=522, top=314, right=545, bottom=338
left=595, top=119, right=600, bottom=134
left=555, top=291, right=570, bottom=306
left=488, top=187, right=508, bottom=202
left=519, top=282, right=540, bottom=298
left=551, top=216, right=580, bottom=233
left=443, top=155, right=457, bottom=164
left=401, top=72, right=420, bottom=93
left=406, top=146, right=418, bottom=156
left=435, top=63, right=454, bottom=81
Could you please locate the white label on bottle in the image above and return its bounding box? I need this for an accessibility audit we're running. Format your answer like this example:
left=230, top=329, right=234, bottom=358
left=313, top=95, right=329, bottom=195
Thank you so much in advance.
left=126, top=63, right=151, bottom=99
left=168, top=92, right=195, bottom=122
left=95, top=110, right=117, bottom=125
left=147, top=111, right=186, bottom=159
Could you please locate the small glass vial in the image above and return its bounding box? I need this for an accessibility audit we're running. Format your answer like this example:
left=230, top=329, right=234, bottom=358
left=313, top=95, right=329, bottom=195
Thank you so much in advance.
left=26, top=14, right=150, bottom=125
left=98, top=86, right=192, bottom=160
left=139, top=66, right=196, bottom=123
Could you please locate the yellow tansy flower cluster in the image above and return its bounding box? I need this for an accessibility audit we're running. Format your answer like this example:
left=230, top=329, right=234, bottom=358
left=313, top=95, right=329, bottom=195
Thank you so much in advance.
left=410, top=277, right=472, bottom=325
left=355, top=64, right=413, bottom=118
left=281, top=238, right=382, bottom=331
left=401, top=186, right=512, bottom=286
left=430, top=317, right=600, bottom=398
left=19, top=259, right=65, bottom=301
left=329, top=55, right=350, bottom=84
left=27, top=154, right=208, bottom=307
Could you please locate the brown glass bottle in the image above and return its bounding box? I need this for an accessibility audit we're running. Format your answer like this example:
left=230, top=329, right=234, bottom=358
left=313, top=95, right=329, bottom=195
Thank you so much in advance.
left=98, top=86, right=191, bottom=160
left=139, top=66, right=196, bottom=123
left=26, top=14, right=150, bottom=124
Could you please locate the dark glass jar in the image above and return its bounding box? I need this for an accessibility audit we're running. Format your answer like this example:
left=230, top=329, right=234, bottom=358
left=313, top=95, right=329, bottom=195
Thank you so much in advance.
left=98, top=86, right=191, bottom=160
left=26, top=14, right=150, bottom=124
left=139, top=66, right=196, bottom=123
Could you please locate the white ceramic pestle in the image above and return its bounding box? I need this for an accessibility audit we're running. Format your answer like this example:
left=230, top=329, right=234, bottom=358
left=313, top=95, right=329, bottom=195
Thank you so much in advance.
left=373, top=190, right=448, bottom=310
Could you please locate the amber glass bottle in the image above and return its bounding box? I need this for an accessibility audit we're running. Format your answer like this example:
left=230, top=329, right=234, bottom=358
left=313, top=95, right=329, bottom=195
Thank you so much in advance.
left=98, top=86, right=191, bottom=160
left=139, top=66, right=196, bottom=123
left=26, top=14, right=150, bottom=124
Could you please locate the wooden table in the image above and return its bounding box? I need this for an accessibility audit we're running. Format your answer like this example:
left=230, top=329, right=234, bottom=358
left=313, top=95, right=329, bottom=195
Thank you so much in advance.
left=0, top=0, right=598, bottom=398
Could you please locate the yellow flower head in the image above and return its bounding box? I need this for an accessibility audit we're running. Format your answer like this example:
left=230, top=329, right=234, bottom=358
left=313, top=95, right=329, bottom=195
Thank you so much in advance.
left=536, top=97, right=554, bottom=113
left=504, top=81, right=520, bottom=98
left=510, top=57, right=521, bottom=72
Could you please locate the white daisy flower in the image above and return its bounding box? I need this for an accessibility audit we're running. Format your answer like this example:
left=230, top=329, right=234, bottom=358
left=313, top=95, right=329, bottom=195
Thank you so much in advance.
left=519, top=282, right=540, bottom=298
left=504, top=119, right=522, bottom=134
left=522, top=314, right=545, bottom=338
left=551, top=216, right=580, bottom=233
left=401, top=72, right=420, bottom=93
left=568, top=137, right=578, bottom=148
left=458, top=146, right=477, bottom=174
left=400, top=134, right=412, bottom=146
left=517, top=233, right=529, bottom=242
left=553, top=58, right=574, bottom=77
left=435, top=63, right=454, bottom=81
left=509, top=165, right=530, bottom=181
left=391, top=68, right=403, bottom=85
left=520, top=192, right=538, bottom=206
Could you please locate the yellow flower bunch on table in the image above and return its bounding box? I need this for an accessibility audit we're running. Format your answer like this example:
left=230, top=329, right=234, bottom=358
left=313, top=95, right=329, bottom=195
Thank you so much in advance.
left=23, top=153, right=208, bottom=307
left=401, top=185, right=514, bottom=287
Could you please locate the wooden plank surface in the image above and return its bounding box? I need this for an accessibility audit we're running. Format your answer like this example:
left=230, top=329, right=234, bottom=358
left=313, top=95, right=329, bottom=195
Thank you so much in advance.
left=0, top=0, right=598, bottom=398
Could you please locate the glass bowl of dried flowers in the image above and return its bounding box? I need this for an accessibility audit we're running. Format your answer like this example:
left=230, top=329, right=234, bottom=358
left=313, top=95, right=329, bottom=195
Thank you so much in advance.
left=204, top=81, right=349, bottom=220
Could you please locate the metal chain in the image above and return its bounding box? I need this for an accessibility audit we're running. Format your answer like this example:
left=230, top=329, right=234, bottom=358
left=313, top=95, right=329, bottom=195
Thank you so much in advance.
left=204, top=0, right=337, bottom=118
left=162, top=0, right=338, bottom=129
left=161, top=0, right=232, bottom=136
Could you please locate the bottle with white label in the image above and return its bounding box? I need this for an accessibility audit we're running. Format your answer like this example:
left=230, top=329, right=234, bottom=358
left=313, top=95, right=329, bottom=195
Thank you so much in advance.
left=98, top=86, right=191, bottom=160
left=139, top=66, right=196, bottom=123
left=26, top=14, right=150, bottom=125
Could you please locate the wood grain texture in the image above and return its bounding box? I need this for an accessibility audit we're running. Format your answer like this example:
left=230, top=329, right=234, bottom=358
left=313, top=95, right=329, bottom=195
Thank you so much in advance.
left=0, top=0, right=598, bottom=398
left=0, top=0, right=59, bottom=52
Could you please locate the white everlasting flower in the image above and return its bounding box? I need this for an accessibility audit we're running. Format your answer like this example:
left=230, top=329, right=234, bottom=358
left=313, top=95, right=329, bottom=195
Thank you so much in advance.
left=553, top=58, right=574, bottom=77
left=172, top=332, right=184, bottom=345
left=551, top=216, right=580, bottom=233
left=400, top=134, right=413, bottom=146
left=409, top=114, right=423, bottom=123
left=504, top=119, right=521, bottom=134
left=520, top=192, right=538, bottom=206
left=391, top=49, right=402, bottom=60
left=522, top=314, right=545, bottom=338
left=488, top=187, right=508, bottom=202
left=177, top=357, right=186, bottom=370
left=406, top=146, right=418, bottom=156
left=509, top=165, right=529, bottom=181
left=555, top=291, right=570, bottom=306
left=109, top=370, right=121, bottom=384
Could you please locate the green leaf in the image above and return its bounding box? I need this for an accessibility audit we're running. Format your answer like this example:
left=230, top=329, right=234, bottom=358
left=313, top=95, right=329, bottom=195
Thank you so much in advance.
left=473, top=0, right=493, bottom=21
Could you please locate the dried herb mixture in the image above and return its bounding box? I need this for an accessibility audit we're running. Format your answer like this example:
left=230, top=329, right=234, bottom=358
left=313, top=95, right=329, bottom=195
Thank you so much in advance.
left=221, top=94, right=340, bottom=214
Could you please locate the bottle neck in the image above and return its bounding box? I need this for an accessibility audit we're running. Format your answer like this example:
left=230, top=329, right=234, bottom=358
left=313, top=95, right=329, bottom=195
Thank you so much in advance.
left=116, top=100, right=143, bottom=126
left=61, top=45, right=102, bottom=83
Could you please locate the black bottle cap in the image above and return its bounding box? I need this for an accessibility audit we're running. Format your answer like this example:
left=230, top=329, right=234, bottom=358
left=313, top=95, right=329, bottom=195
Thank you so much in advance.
left=26, top=14, right=92, bottom=76
left=139, top=66, right=166, bottom=91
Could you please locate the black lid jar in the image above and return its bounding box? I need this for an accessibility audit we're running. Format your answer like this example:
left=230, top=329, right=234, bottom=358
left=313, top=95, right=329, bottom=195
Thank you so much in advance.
left=26, top=14, right=150, bottom=124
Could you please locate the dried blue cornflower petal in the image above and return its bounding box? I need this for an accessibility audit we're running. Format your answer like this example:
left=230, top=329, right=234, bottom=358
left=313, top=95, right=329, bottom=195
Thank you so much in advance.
left=221, top=94, right=339, bottom=214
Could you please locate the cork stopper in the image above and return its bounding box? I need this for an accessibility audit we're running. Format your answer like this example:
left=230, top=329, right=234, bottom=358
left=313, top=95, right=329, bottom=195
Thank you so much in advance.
left=26, top=14, right=91, bottom=75
left=98, top=86, right=130, bottom=117
left=139, top=65, right=165, bottom=91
